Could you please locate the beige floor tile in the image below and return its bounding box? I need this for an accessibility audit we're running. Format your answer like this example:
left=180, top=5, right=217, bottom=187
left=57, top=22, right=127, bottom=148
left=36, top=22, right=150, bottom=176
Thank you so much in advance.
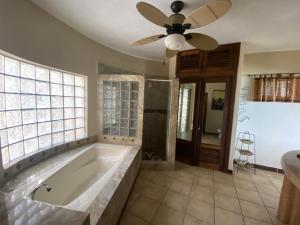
left=214, top=171, right=234, bottom=186
left=152, top=205, right=184, bottom=225
left=194, top=176, right=214, bottom=189
left=194, top=168, right=214, bottom=178
left=236, top=188, right=264, bottom=205
left=120, top=212, right=150, bottom=225
left=270, top=178, right=283, bottom=192
left=233, top=170, right=253, bottom=182
left=160, top=170, right=176, bottom=178
left=191, top=184, right=214, bottom=205
left=234, top=178, right=257, bottom=191
left=125, top=191, right=141, bottom=211
left=162, top=190, right=189, bottom=212
left=240, top=200, right=272, bottom=223
left=215, top=207, right=244, bottom=225
left=255, top=183, right=280, bottom=197
left=151, top=174, right=174, bottom=188
left=251, top=175, right=273, bottom=186
left=141, top=182, right=168, bottom=201
left=175, top=170, right=195, bottom=184
left=183, top=214, right=211, bottom=225
left=137, top=170, right=157, bottom=182
left=186, top=198, right=214, bottom=224
left=260, top=193, right=279, bottom=209
left=133, top=179, right=152, bottom=193
left=214, top=181, right=238, bottom=198
left=266, top=207, right=286, bottom=225
left=170, top=179, right=192, bottom=196
left=129, top=195, right=160, bottom=222
left=244, top=217, right=272, bottom=225
left=214, top=193, right=241, bottom=213
left=255, top=169, right=272, bottom=177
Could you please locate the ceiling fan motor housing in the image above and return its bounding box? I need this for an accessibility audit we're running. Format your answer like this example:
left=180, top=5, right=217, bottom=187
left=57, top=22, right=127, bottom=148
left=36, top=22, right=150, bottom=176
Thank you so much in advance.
left=171, top=1, right=184, bottom=14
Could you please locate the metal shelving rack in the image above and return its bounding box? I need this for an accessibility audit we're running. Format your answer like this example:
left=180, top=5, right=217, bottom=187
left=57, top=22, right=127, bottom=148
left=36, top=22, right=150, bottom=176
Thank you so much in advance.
left=235, top=131, right=256, bottom=174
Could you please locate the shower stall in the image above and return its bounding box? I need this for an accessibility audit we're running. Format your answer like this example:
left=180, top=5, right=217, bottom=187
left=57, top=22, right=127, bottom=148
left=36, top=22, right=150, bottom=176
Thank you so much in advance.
left=142, top=79, right=171, bottom=161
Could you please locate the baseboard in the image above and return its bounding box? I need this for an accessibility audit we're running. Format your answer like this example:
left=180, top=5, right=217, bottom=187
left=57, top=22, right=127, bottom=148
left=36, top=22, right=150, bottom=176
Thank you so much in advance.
left=233, top=161, right=284, bottom=174
left=254, top=164, right=284, bottom=174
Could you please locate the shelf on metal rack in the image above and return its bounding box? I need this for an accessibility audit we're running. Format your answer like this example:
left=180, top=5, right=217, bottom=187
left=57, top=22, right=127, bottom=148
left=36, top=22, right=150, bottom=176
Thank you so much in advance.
left=237, top=149, right=255, bottom=156
left=239, top=139, right=254, bottom=145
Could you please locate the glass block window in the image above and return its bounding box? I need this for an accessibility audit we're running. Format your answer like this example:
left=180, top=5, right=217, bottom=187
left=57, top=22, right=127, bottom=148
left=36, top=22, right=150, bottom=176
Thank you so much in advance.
left=0, top=54, right=87, bottom=166
left=103, top=81, right=138, bottom=137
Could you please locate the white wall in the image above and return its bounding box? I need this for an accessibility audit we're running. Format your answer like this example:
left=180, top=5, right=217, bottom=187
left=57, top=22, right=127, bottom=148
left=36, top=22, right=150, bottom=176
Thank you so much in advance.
left=0, top=0, right=168, bottom=136
left=236, top=101, right=300, bottom=169
left=233, top=50, right=300, bottom=169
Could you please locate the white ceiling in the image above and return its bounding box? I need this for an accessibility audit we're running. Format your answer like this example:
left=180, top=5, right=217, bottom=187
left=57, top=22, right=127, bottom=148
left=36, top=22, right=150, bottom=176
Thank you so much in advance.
left=31, top=0, right=300, bottom=61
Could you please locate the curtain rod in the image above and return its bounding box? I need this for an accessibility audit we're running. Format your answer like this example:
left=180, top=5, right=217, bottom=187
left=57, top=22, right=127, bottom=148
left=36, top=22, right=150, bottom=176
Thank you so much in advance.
left=246, top=73, right=300, bottom=77
left=145, top=78, right=171, bottom=82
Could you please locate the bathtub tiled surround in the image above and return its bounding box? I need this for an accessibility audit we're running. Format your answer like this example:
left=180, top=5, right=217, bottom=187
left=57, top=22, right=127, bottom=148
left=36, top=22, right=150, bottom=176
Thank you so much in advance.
left=0, top=193, right=90, bottom=225
left=120, top=162, right=284, bottom=225
left=0, top=142, right=142, bottom=225
left=0, top=135, right=98, bottom=187
left=97, top=75, right=144, bottom=146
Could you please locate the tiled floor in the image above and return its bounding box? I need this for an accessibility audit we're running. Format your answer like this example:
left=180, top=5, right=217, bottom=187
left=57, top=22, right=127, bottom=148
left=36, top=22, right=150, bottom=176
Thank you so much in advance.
left=119, top=162, right=285, bottom=225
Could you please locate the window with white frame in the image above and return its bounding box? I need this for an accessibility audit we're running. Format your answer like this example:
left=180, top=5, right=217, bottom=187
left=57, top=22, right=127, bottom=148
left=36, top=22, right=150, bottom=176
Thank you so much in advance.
left=0, top=53, right=87, bottom=166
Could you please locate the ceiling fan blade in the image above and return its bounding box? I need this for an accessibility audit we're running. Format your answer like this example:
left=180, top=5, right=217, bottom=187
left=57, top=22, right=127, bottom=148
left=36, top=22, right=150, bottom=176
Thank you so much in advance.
left=186, top=33, right=219, bottom=50
left=131, top=34, right=165, bottom=46
left=136, top=2, right=169, bottom=27
left=184, top=0, right=231, bottom=29
left=168, top=14, right=185, bottom=25
left=166, top=48, right=177, bottom=58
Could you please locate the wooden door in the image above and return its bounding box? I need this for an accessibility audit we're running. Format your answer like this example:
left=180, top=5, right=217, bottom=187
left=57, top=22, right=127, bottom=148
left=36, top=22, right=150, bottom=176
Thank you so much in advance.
left=193, top=77, right=233, bottom=170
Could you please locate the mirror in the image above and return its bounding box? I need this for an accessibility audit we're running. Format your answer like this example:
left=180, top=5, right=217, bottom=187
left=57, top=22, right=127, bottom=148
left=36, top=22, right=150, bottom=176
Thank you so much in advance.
left=177, top=83, right=196, bottom=141
left=201, top=82, right=226, bottom=146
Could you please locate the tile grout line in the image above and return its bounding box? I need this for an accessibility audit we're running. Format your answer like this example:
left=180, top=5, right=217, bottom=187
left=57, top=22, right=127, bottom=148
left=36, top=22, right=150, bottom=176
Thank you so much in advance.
left=232, top=168, right=247, bottom=225
left=149, top=172, right=174, bottom=225
left=182, top=168, right=197, bottom=225
left=249, top=169, right=276, bottom=225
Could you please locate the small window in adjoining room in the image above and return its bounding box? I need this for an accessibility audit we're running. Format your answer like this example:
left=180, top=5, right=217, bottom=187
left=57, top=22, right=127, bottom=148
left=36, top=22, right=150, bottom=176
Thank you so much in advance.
left=252, top=74, right=300, bottom=102
left=102, top=81, right=139, bottom=137
left=0, top=53, right=87, bottom=167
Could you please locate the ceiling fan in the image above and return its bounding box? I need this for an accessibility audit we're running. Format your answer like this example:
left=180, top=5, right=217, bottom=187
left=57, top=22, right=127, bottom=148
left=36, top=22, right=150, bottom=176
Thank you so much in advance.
left=131, top=0, right=232, bottom=58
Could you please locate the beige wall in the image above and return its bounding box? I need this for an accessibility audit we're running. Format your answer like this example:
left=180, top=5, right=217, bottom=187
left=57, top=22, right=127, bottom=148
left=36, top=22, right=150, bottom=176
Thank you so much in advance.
left=244, top=50, right=300, bottom=74
left=0, top=0, right=168, bottom=136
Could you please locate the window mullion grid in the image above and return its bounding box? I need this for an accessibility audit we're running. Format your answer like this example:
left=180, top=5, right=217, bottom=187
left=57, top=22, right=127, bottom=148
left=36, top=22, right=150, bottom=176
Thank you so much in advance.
left=1, top=54, right=87, bottom=166
left=118, top=82, right=121, bottom=136
left=110, top=82, right=112, bottom=136
left=34, top=67, right=41, bottom=151
left=62, top=74, right=65, bottom=143
left=128, top=82, right=131, bottom=136
left=49, top=76, right=53, bottom=147
left=3, top=59, right=10, bottom=162
left=19, top=62, right=25, bottom=157
left=72, top=76, right=75, bottom=140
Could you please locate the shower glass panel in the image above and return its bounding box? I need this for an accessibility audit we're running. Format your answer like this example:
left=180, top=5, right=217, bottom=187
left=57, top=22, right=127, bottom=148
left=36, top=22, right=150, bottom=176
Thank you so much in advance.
left=142, top=79, right=170, bottom=160
left=177, top=83, right=196, bottom=141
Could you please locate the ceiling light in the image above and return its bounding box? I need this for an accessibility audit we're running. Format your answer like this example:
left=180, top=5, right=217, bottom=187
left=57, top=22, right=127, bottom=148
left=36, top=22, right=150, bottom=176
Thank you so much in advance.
left=164, top=34, right=185, bottom=51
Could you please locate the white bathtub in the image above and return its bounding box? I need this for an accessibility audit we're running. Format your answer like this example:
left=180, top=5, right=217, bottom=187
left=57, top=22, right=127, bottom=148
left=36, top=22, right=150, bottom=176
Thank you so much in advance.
left=31, top=143, right=133, bottom=211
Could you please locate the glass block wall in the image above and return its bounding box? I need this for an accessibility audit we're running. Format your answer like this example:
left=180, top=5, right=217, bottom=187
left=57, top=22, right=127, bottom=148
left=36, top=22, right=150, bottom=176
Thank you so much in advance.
left=103, top=81, right=139, bottom=137
left=0, top=54, right=87, bottom=166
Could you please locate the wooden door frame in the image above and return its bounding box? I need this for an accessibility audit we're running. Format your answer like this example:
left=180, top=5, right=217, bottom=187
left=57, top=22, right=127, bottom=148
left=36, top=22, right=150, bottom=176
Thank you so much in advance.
left=177, top=75, right=236, bottom=172
left=193, top=76, right=234, bottom=172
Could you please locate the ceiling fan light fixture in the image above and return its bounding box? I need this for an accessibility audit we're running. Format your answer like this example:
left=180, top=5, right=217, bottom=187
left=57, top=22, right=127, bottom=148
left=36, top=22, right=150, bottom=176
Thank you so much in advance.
left=164, top=34, right=185, bottom=51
